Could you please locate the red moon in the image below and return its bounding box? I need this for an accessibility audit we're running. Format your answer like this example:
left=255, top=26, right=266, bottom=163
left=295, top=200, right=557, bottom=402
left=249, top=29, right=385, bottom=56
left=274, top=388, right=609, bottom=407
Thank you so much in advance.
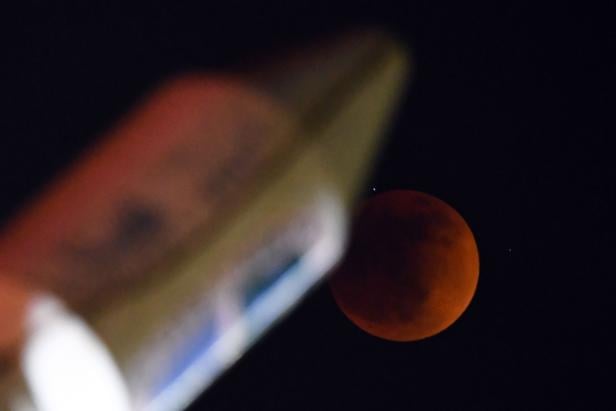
left=329, top=190, right=479, bottom=342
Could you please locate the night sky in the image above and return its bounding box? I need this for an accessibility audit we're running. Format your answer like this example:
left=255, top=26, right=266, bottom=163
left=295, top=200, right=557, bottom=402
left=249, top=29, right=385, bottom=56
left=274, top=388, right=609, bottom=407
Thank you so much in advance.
left=3, top=2, right=614, bottom=410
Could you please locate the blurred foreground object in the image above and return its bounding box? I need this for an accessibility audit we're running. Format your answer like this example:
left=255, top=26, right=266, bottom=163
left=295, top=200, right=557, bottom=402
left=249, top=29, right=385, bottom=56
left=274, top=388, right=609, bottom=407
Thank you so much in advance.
left=0, top=30, right=409, bottom=411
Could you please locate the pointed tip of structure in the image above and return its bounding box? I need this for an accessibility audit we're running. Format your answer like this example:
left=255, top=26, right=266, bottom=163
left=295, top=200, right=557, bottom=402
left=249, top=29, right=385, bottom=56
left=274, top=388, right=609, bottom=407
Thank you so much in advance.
left=243, top=28, right=411, bottom=117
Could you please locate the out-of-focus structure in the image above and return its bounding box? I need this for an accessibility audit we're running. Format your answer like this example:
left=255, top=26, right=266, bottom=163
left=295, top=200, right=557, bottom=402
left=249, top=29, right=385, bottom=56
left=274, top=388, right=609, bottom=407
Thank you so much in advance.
left=0, top=30, right=409, bottom=411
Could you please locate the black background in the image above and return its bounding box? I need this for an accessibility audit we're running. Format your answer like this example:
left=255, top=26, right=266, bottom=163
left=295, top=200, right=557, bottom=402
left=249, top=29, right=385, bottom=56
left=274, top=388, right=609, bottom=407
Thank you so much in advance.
left=2, top=2, right=614, bottom=410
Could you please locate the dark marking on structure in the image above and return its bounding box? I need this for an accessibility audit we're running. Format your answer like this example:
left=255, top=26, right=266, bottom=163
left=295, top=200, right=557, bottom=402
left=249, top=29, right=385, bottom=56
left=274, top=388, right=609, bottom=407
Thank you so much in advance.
left=59, top=199, right=167, bottom=293
left=113, top=201, right=165, bottom=248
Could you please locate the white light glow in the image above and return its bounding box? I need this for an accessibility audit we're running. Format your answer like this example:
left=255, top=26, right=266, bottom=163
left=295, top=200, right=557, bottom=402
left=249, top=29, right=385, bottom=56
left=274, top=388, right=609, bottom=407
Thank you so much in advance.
left=21, top=296, right=131, bottom=411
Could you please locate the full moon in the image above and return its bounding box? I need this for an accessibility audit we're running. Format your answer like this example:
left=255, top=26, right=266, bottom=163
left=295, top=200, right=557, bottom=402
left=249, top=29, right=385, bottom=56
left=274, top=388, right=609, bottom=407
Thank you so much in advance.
left=329, top=190, right=479, bottom=342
